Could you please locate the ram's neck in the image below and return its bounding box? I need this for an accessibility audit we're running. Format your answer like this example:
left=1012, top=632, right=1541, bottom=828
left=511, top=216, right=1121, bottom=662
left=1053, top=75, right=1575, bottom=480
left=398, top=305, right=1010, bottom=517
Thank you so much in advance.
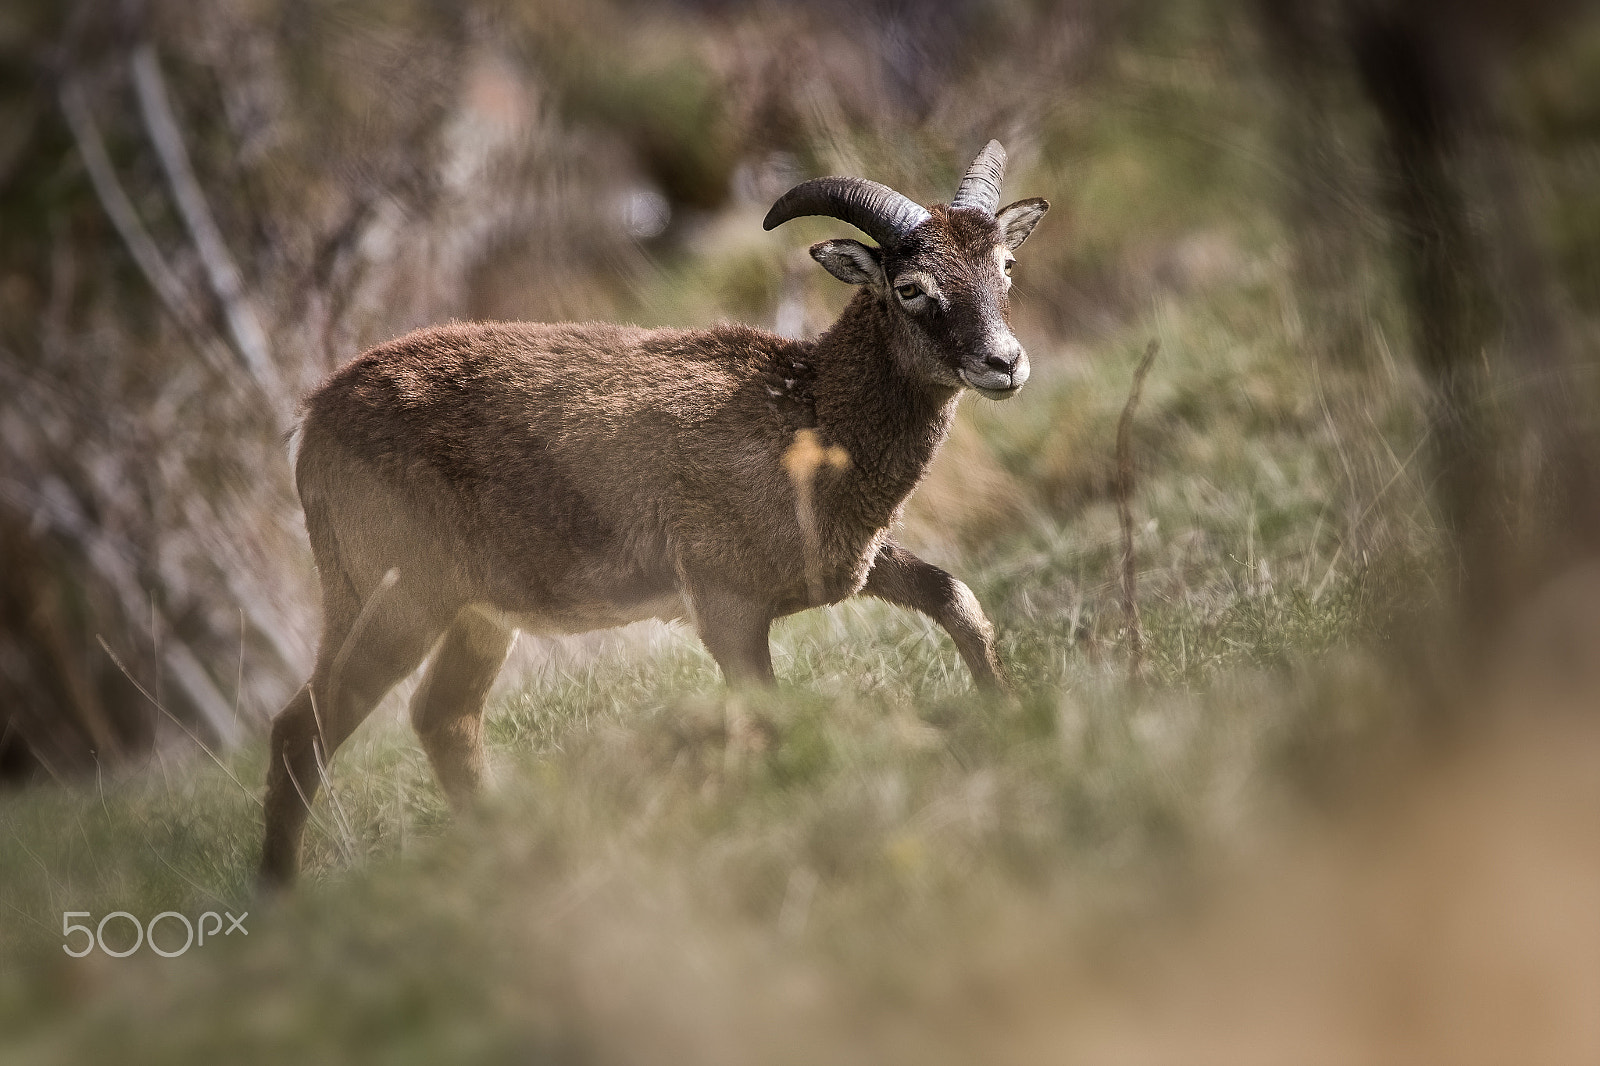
left=807, top=289, right=961, bottom=524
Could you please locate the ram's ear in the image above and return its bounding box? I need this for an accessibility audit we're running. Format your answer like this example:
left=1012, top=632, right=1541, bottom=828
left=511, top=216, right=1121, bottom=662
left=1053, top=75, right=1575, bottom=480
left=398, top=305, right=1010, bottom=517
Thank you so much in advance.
left=810, top=239, right=883, bottom=287
left=995, top=197, right=1049, bottom=250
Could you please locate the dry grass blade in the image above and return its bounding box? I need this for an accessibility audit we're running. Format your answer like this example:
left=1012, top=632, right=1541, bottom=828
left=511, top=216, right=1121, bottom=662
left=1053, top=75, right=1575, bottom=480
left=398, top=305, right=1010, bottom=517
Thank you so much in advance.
left=56, top=76, right=237, bottom=379
left=95, top=635, right=262, bottom=808
left=1116, top=338, right=1161, bottom=683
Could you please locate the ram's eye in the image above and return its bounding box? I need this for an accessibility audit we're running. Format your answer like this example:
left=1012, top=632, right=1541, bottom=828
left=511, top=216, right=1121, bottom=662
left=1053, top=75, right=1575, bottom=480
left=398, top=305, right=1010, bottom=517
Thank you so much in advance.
left=895, top=283, right=923, bottom=301
left=1003, top=259, right=1015, bottom=277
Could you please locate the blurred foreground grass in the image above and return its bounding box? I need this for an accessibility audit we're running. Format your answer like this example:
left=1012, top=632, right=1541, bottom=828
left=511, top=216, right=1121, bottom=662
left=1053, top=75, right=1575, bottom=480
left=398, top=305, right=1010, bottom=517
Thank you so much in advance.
left=3, top=349, right=1594, bottom=1061
left=0, top=577, right=1413, bottom=1065
left=10, top=574, right=1596, bottom=1064
left=0, top=249, right=1448, bottom=1060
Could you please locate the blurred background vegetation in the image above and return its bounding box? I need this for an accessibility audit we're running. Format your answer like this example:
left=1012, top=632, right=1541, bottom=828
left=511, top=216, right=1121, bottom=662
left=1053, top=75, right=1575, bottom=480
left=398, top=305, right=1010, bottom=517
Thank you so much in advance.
left=2, top=0, right=1600, bottom=1060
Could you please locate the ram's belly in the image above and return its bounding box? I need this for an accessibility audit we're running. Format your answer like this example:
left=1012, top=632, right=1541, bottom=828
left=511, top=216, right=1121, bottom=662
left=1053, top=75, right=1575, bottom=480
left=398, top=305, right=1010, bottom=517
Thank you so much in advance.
left=469, top=543, right=688, bottom=636
left=479, top=589, right=689, bottom=637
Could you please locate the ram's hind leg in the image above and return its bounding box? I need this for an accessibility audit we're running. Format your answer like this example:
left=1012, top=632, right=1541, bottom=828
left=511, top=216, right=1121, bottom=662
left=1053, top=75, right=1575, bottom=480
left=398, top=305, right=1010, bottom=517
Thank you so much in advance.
left=260, top=574, right=442, bottom=887
left=409, top=609, right=514, bottom=808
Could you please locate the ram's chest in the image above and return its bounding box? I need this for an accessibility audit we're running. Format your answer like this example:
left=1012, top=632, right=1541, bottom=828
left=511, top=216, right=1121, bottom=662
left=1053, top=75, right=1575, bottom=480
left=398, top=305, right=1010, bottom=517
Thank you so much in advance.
left=771, top=467, right=903, bottom=608
left=769, top=524, right=886, bottom=612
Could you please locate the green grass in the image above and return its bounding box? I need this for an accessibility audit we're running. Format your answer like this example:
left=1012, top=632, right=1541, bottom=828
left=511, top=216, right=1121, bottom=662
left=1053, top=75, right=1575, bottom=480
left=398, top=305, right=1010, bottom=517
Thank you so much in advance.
left=0, top=302, right=1430, bottom=1056
left=0, top=29, right=1445, bottom=1054
left=0, top=566, right=1415, bottom=1063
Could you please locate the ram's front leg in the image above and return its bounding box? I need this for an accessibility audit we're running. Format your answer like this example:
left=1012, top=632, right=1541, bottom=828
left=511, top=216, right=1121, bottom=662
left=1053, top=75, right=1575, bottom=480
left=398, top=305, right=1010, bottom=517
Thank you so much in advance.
left=685, top=580, right=777, bottom=687
left=861, top=541, right=1010, bottom=693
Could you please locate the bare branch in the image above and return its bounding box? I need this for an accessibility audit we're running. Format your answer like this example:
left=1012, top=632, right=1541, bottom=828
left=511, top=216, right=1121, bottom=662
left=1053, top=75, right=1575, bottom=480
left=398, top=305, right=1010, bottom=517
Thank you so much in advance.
left=1116, top=338, right=1161, bottom=684
left=58, top=75, right=239, bottom=379
left=130, top=44, right=283, bottom=406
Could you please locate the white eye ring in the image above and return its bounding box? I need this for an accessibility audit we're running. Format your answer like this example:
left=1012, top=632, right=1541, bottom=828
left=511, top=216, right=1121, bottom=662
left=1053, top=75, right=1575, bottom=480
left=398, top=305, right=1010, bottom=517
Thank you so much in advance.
left=895, top=282, right=924, bottom=301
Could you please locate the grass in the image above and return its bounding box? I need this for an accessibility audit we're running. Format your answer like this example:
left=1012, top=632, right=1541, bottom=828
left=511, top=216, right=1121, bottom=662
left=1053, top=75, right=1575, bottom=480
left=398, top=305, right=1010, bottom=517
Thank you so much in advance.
left=0, top=570, right=1415, bottom=1064
left=0, top=19, right=1459, bottom=1054
left=0, top=253, right=1437, bottom=1059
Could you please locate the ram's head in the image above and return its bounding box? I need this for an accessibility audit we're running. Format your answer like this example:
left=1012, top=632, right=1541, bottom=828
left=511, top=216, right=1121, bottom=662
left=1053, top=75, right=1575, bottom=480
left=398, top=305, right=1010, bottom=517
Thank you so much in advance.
left=765, top=140, right=1049, bottom=399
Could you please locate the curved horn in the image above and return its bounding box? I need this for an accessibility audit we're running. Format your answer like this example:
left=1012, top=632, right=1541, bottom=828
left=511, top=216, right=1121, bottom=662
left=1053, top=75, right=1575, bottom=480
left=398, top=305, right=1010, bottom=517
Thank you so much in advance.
left=763, top=176, right=930, bottom=248
left=950, top=139, right=1007, bottom=214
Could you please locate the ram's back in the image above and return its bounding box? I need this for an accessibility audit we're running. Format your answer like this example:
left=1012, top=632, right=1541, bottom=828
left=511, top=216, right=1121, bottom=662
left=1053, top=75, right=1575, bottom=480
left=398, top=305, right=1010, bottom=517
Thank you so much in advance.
left=291, top=320, right=804, bottom=630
